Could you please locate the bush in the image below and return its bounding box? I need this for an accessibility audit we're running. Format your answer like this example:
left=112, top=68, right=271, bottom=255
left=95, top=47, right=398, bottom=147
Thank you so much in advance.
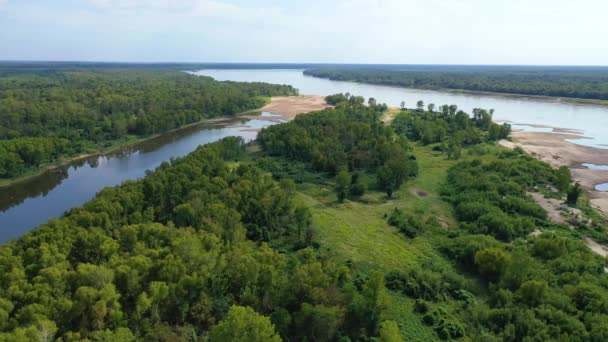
left=387, top=208, right=425, bottom=238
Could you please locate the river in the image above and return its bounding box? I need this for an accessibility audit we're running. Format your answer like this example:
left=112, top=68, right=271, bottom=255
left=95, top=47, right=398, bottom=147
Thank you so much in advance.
left=2, top=68, right=608, bottom=243
left=0, top=118, right=270, bottom=243
left=194, top=69, right=608, bottom=147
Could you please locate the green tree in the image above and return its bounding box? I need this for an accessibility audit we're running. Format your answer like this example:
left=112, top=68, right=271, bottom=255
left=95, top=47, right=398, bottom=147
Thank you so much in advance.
left=335, top=170, right=352, bottom=202
left=567, top=182, right=582, bottom=205
left=209, top=306, right=281, bottom=342
left=416, top=100, right=425, bottom=111
left=377, top=158, right=409, bottom=198
left=554, top=166, right=572, bottom=192
left=379, top=320, right=401, bottom=342
left=475, top=248, right=510, bottom=281
left=295, top=304, right=343, bottom=342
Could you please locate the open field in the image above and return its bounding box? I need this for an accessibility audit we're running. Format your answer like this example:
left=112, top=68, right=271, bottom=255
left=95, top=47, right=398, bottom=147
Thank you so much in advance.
left=294, top=145, right=465, bottom=340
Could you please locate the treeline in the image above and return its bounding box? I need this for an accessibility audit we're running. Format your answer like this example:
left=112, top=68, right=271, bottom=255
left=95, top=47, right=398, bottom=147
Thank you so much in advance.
left=258, top=95, right=417, bottom=197
left=304, top=69, right=608, bottom=100
left=0, top=137, right=399, bottom=341
left=0, top=70, right=296, bottom=178
left=393, top=104, right=511, bottom=144
left=392, top=104, right=510, bottom=159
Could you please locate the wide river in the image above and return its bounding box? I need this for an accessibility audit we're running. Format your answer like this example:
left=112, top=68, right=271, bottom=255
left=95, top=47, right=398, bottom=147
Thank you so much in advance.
left=195, top=69, right=608, bottom=147
left=1, top=69, right=608, bottom=243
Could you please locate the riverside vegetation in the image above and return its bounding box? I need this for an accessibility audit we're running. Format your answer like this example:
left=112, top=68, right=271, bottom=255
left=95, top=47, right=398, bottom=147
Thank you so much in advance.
left=0, top=92, right=607, bottom=341
left=0, top=69, right=296, bottom=181
left=305, top=68, right=608, bottom=101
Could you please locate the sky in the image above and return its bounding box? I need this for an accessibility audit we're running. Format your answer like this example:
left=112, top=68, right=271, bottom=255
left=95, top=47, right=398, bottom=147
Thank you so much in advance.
left=0, top=0, right=606, bottom=65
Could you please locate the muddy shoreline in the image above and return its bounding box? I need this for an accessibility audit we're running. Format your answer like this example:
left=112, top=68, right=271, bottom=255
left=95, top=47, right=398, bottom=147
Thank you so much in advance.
left=499, top=130, right=608, bottom=214
left=255, top=95, right=331, bottom=120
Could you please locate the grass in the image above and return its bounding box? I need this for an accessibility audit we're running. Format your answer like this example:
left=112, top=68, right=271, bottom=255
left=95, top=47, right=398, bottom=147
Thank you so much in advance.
left=290, top=143, right=523, bottom=340
left=293, top=144, right=468, bottom=340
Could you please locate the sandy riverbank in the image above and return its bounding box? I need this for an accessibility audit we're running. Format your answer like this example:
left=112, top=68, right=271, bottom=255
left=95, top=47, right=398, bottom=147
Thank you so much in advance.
left=499, top=131, right=608, bottom=214
left=252, top=95, right=331, bottom=120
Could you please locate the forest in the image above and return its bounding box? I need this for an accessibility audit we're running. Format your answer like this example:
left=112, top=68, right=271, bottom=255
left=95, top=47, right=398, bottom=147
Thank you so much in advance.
left=0, top=92, right=607, bottom=341
left=0, top=70, right=296, bottom=179
left=0, top=98, right=416, bottom=341
left=304, top=68, right=608, bottom=101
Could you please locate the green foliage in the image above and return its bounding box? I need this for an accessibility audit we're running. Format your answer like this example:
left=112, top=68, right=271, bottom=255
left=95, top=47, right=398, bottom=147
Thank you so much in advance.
left=209, top=305, right=281, bottom=342
left=294, top=303, right=343, bottom=342
left=0, top=70, right=295, bottom=179
left=377, top=155, right=413, bottom=198
left=421, top=307, right=465, bottom=340
left=474, top=248, right=510, bottom=281
left=567, top=182, right=583, bottom=205
left=0, top=138, right=388, bottom=340
left=385, top=265, right=466, bottom=302
left=259, top=99, right=417, bottom=200
left=305, top=68, right=608, bottom=101
left=335, top=170, right=352, bottom=202
left=349, top=173, right=367, bottom=198
left=442, top=156, right=561, bottom=241
left=378, top=320, right=401, bottom=342
left=387, top=208, right=426, bottom=238
left=392, top=107, right=510, bottom=147
left=554, top=166, right=573, bottom=192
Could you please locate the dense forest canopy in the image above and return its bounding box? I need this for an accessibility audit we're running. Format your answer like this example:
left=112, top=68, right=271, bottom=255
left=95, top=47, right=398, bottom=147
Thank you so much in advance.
left=1, top=86, right=608, bottom=341
left=304, top=68, right=608, bottom=101
left=0, top=137, right=395, bottom=341
left=258, top=95, right=418, bottom=197
left=0, top=69, right=296, bottom=179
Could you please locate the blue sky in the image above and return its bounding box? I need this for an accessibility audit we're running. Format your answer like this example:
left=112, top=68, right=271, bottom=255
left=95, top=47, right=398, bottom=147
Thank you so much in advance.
left=0, top=0, right=606, bottom=65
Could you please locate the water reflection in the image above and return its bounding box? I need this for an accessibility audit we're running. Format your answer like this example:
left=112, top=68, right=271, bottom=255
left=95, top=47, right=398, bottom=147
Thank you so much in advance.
left=0, top=117, right=270, bottom=243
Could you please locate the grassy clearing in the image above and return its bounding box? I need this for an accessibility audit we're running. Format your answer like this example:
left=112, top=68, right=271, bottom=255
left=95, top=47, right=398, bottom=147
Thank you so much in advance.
left=294, top=144, right=467, bottom=340
left=292, top=143, right=518, bottom=340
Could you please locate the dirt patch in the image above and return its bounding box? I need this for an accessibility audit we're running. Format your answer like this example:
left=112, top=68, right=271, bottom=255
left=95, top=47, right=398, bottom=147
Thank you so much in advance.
left=383, top=108, right=401, bottom=124
left=499, top=131, right=608, bottom=169
left=234, top=96, right=331, bottom=131
left=255, top=96, right=331, bottom=120
left=528, top=192, right=568, bottom=224
left=500, top=131, right=608, bottom=215
left=415, top=190, right=429, bottom=198
left=528, top=192, right=585, bottom=225
left=584, top=237, right=608, bottom=258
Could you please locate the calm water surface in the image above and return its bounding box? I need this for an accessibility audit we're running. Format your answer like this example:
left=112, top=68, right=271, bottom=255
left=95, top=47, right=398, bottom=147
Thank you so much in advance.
left=194, top=69, right=608, bottom=147
left=0, top=118, right=269, bottom=243
left=583, top=163, right=608, bottom=171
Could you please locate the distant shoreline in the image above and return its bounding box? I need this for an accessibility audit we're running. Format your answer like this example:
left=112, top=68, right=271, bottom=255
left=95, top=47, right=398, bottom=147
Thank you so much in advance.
left=302, top=74, right=608, bottom=107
